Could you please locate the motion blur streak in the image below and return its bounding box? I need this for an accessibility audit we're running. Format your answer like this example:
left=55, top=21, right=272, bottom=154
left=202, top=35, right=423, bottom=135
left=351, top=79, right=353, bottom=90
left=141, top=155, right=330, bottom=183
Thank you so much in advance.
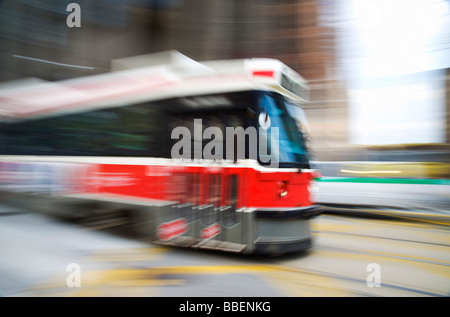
left=12, top=55, right=96, bottom=70
left=0, top=0, right=449, bottom=298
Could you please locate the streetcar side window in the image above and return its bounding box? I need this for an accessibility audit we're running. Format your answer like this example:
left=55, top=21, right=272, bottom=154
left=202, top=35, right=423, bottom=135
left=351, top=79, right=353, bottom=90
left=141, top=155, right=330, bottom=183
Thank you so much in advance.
left=0, top=119, right=56, bottom=155
left=0, top=122, right=6, bottom=154
left=0, top=90, right=264, bottom=159
left=0, top=102, right=170, bottom=157
left=163, top=91, right=259, bottom=161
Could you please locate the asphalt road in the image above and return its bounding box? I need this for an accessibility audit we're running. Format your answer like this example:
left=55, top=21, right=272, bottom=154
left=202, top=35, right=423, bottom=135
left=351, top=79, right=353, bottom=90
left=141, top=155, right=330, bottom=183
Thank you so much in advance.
left=0, top=203, right=449, bottom=297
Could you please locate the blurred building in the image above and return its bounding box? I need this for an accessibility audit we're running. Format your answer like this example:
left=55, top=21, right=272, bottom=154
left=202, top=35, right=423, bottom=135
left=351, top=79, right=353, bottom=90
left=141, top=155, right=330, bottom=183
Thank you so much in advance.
left=0, top=1, right=335, bottom=78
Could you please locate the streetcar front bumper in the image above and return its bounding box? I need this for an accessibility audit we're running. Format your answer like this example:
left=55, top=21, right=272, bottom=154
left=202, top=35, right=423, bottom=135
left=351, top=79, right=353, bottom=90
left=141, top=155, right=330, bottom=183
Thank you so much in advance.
left=251, top=205, right=322, bottom=255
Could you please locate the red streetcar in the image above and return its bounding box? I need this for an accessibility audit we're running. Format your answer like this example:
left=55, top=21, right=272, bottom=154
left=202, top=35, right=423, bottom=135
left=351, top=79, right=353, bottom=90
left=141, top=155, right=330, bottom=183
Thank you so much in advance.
left=0, top=52, right=321, bottom=255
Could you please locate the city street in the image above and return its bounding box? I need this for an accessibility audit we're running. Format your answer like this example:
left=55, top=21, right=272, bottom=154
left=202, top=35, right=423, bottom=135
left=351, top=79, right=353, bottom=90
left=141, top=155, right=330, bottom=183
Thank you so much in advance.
left=1, top=0, right=449, bottom=302
left=1, top=203, right=448, bottom=297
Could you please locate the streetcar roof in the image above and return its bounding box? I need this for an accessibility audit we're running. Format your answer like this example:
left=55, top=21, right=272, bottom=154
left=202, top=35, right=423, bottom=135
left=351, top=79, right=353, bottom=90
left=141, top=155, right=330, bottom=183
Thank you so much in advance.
left=0, top=51, right=309, bottom=122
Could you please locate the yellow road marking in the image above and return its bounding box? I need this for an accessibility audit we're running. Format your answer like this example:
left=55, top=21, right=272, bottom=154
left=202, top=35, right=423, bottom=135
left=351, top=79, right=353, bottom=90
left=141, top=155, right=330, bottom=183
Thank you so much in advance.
left=262, top=266, right=354, bottom=297
left=78, top=264, right=356, bottom=297
left=28, top=263, right=353, bottom=296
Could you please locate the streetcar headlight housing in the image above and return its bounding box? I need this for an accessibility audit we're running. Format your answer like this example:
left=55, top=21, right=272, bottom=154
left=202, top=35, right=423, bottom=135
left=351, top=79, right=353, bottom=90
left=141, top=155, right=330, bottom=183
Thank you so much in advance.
left=278, top=181, right=288, bottom=198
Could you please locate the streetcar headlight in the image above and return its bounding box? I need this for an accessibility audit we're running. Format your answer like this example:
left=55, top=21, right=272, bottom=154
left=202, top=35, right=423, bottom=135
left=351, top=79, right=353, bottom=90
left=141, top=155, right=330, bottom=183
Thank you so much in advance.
left=278, top=181, right=288, bottom=198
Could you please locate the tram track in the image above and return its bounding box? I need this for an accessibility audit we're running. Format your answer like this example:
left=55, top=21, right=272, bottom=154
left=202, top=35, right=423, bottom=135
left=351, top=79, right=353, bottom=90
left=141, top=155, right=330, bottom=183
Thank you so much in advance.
left=263, top=261, right=447, bottom=297
left=263, top=249, right=449, bottom=296
left=259, top=214, right=450, bottom=296
left=313, top=214, right=450, bottom=244
left=311, top=216, right=450, bottom=266
left=321, top=205, right=450, bottom=226
left=312, top=227, right=450, bottom=249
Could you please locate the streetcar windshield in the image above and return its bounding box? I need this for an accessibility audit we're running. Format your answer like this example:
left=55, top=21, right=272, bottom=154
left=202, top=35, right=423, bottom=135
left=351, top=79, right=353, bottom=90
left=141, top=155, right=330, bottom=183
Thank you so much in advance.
left=258, top=92, right=310, bottom=168
left=165, top=91, right=310, bottom=168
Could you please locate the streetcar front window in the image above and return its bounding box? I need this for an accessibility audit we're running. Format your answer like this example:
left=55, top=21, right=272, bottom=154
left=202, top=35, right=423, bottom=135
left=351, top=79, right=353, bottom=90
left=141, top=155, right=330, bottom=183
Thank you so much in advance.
left=164, top=90, right=310, bottom=168
left=257, top=92, right=310, bottom=168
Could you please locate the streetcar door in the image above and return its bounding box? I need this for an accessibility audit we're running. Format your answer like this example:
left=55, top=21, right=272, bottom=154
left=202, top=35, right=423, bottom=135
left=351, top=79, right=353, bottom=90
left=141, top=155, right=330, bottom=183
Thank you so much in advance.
left=220, top=173, right=243, bottom=250
left=196, top=171, right=222, bottom=244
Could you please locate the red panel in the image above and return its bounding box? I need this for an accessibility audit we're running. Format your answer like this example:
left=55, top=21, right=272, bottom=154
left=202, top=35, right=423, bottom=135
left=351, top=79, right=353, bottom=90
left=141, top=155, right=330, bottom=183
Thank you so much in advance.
left=245, top=169, right=313, bottom=208
left=252, top=70, right=275, bottom=78
left=82, top=163, right=313, bottom=209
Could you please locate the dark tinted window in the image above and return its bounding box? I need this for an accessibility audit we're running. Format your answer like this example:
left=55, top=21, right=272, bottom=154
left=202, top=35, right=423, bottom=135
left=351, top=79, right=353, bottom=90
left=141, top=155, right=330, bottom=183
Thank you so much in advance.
left=0, top=102, right=168, bottom=157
